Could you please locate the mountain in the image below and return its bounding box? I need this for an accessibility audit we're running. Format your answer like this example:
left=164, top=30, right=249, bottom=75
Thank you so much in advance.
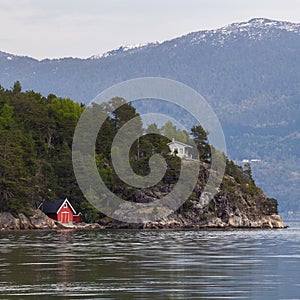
left=0, top=18, right=299, bottom=212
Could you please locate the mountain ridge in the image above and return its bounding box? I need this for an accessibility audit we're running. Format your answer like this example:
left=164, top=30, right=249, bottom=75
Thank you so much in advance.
left=1, top=18, right=300, bottom=62
left=87, top=18, right=300, bottom=60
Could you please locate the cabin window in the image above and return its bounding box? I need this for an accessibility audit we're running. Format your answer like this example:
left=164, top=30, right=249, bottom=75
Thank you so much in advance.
left=64, top=203, right=67, bottom=208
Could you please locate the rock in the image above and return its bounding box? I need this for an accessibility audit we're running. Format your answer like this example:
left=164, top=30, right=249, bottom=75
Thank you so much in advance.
left=0, top=212, right=20, bottom=230
left=261, top=214, right=287, bottom=228
left=18, top=213, right=33, bottom=230
left=0, top=209, right=105, bottom=231
left=197, top=192, right=212, bottom=209
left=58, top=222, right=103, bottom=230
left=228, top=215, right=251, bottom=227
left=225, top=214, right=287, bottom=229
left=83, top=223, right=103, bottom=229
left=29, top=209, right=57, bottom=229
left=206, top=217, right=226, bottom=228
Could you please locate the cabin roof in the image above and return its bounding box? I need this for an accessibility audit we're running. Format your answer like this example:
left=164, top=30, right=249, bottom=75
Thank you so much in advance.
left=167, top=140, right=193, bottom=148
left=39, top=198, right=77, bottom=214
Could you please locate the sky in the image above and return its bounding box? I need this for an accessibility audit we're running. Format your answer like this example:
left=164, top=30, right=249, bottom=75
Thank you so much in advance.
left=1, top=0, right=300, bottom=60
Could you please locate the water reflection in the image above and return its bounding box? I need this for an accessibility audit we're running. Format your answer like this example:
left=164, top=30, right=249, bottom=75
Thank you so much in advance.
left=0, top=223, right=299, bottom=299
left=56, top=231, right=75, bottom=296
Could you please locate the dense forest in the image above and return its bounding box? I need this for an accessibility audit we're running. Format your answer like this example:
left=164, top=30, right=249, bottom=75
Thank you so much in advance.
left=0, top=82, right=278, bottom=222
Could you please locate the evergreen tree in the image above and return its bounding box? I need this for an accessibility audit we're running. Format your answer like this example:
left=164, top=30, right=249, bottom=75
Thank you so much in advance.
left=191, top=125, right=211, bottom=162
left=12, top=81, right=22, bottom=94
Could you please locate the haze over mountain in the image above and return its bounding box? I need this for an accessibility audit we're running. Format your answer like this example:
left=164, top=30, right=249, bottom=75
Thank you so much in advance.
left=0, top=18, right=299, bottom=212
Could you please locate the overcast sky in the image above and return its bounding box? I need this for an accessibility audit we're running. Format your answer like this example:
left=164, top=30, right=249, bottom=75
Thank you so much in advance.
left=1, top=0, right=300, bottom=60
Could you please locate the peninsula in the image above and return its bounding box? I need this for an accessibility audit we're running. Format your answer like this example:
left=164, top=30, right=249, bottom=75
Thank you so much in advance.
left=0, top=84, right=286, bottom=230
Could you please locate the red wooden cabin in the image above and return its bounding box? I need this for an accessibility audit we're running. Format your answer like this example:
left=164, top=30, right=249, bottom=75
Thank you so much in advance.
left=39, top=198, right=82, bottom=224
left=73, top=212, right=82, bottom=223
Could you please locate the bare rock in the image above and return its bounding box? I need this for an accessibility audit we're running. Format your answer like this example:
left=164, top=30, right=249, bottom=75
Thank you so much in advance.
left=197, top=192, right=212, bottom=209
left=227, top=215, right=251, bottom=227
left=227, top=214, right=287, bottom=229
left=0, top=212, right=20, bottom=230
left=59, top=222, right=103, bottom=230
left=80, top=223, right=103, bottom=229
left=18, top=213, right=33, bottom=230
left=206, top=217, right=226, bottom=228
left=29, top=209, right=57, bottom=229
left=260, top=214, right=287, bottom=228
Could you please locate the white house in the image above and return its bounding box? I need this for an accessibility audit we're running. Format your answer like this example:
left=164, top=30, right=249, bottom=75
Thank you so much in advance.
left=167, top=138, right=193, bottom=159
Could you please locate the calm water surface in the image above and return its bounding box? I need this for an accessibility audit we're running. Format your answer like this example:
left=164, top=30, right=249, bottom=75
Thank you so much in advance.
left=0, top=222, right=300, bottom=299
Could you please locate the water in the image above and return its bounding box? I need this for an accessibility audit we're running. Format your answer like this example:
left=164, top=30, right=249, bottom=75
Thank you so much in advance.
left=0, top=222, right=300, bottom=299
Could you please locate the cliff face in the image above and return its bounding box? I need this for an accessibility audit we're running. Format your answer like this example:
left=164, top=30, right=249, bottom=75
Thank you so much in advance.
left=99, top=161, right=287, bottom=229
left=99, top=194, right=286, bottom=229
left=148, top=191, right=287, bottom=229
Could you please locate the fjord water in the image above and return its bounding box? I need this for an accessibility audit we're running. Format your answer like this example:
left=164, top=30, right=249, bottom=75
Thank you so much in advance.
left=0, top=222, right=299, bottom=299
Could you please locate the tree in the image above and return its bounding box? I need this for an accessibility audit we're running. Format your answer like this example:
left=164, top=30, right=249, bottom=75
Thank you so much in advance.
left=12, top=81, right=22, bottom=94
left=145, top=123, right=161, bottom=135
left=243, top=162, right=254, bottom=182
left=191, top=125, right=211, bottom=162
left=161, top=121, right=189, bottom=143
left=0, top=103, right=33, bottom=214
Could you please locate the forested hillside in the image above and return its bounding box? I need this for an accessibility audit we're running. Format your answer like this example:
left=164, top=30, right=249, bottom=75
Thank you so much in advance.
left=0, top=83, right=278, bottom=223
left=0, top=82, right=87, bottom=216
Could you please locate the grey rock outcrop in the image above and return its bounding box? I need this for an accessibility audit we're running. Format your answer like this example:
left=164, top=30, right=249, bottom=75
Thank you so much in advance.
left=0, top=209, right=102, bottom=230
left=0, top=212, right=20, bottom=230
left=19, top=213, right=33, bottom=230
left=29, top=209, right=58, bottom=229
left=0, top=210, right=58, bottom=230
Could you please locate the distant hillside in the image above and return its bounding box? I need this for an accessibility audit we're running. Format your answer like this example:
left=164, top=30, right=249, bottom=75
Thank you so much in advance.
left=0, top=18, right=299, bottom=211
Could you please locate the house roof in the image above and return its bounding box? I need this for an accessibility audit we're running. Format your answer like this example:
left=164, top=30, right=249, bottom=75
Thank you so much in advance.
left=39, top=198, right=77, bottom=214
left=167, top=140, right=193, bottom=148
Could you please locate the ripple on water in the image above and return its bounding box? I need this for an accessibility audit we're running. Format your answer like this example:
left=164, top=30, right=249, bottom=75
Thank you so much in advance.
left=0, top=224, right=299, bottom=299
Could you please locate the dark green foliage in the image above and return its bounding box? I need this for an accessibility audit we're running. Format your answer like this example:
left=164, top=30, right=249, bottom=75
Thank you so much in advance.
left=78, top=201, right=100, bottom=223
left=223, top=159, right=260, bottom=196
left=12, top=81, right=22, bottom=94
left=191, top=125, right=211, bottom=162
left=0, top=83, right=277, bottom=219
left=0, top=83, right=84, bottom=215
left=161, top=121, right=189, bottom=143
left=261, top=198, right=278, bottom=215
left=226, top=159, right=244, bottom=184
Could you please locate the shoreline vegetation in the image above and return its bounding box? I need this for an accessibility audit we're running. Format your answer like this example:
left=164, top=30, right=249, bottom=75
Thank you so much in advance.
left=0, top=83, right=287, bottom=230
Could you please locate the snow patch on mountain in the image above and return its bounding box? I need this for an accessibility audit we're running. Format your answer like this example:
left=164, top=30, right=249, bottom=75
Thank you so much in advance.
left=186, top=18, right=300, bottom=46
left=0, top=51, right=14, bottom=59
left=90, top=42, right=161, bottom=59
left=89, top=18, right=300, bottom=59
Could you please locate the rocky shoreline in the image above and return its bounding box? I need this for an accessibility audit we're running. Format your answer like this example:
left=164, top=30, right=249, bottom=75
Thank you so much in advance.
left=150, top=214, right=287, bottom=229
left=0, top=209, right=287, bottom=231
left=0, top=210, right=102, bottom=231
left=99, top=213, right=287, bottom=230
